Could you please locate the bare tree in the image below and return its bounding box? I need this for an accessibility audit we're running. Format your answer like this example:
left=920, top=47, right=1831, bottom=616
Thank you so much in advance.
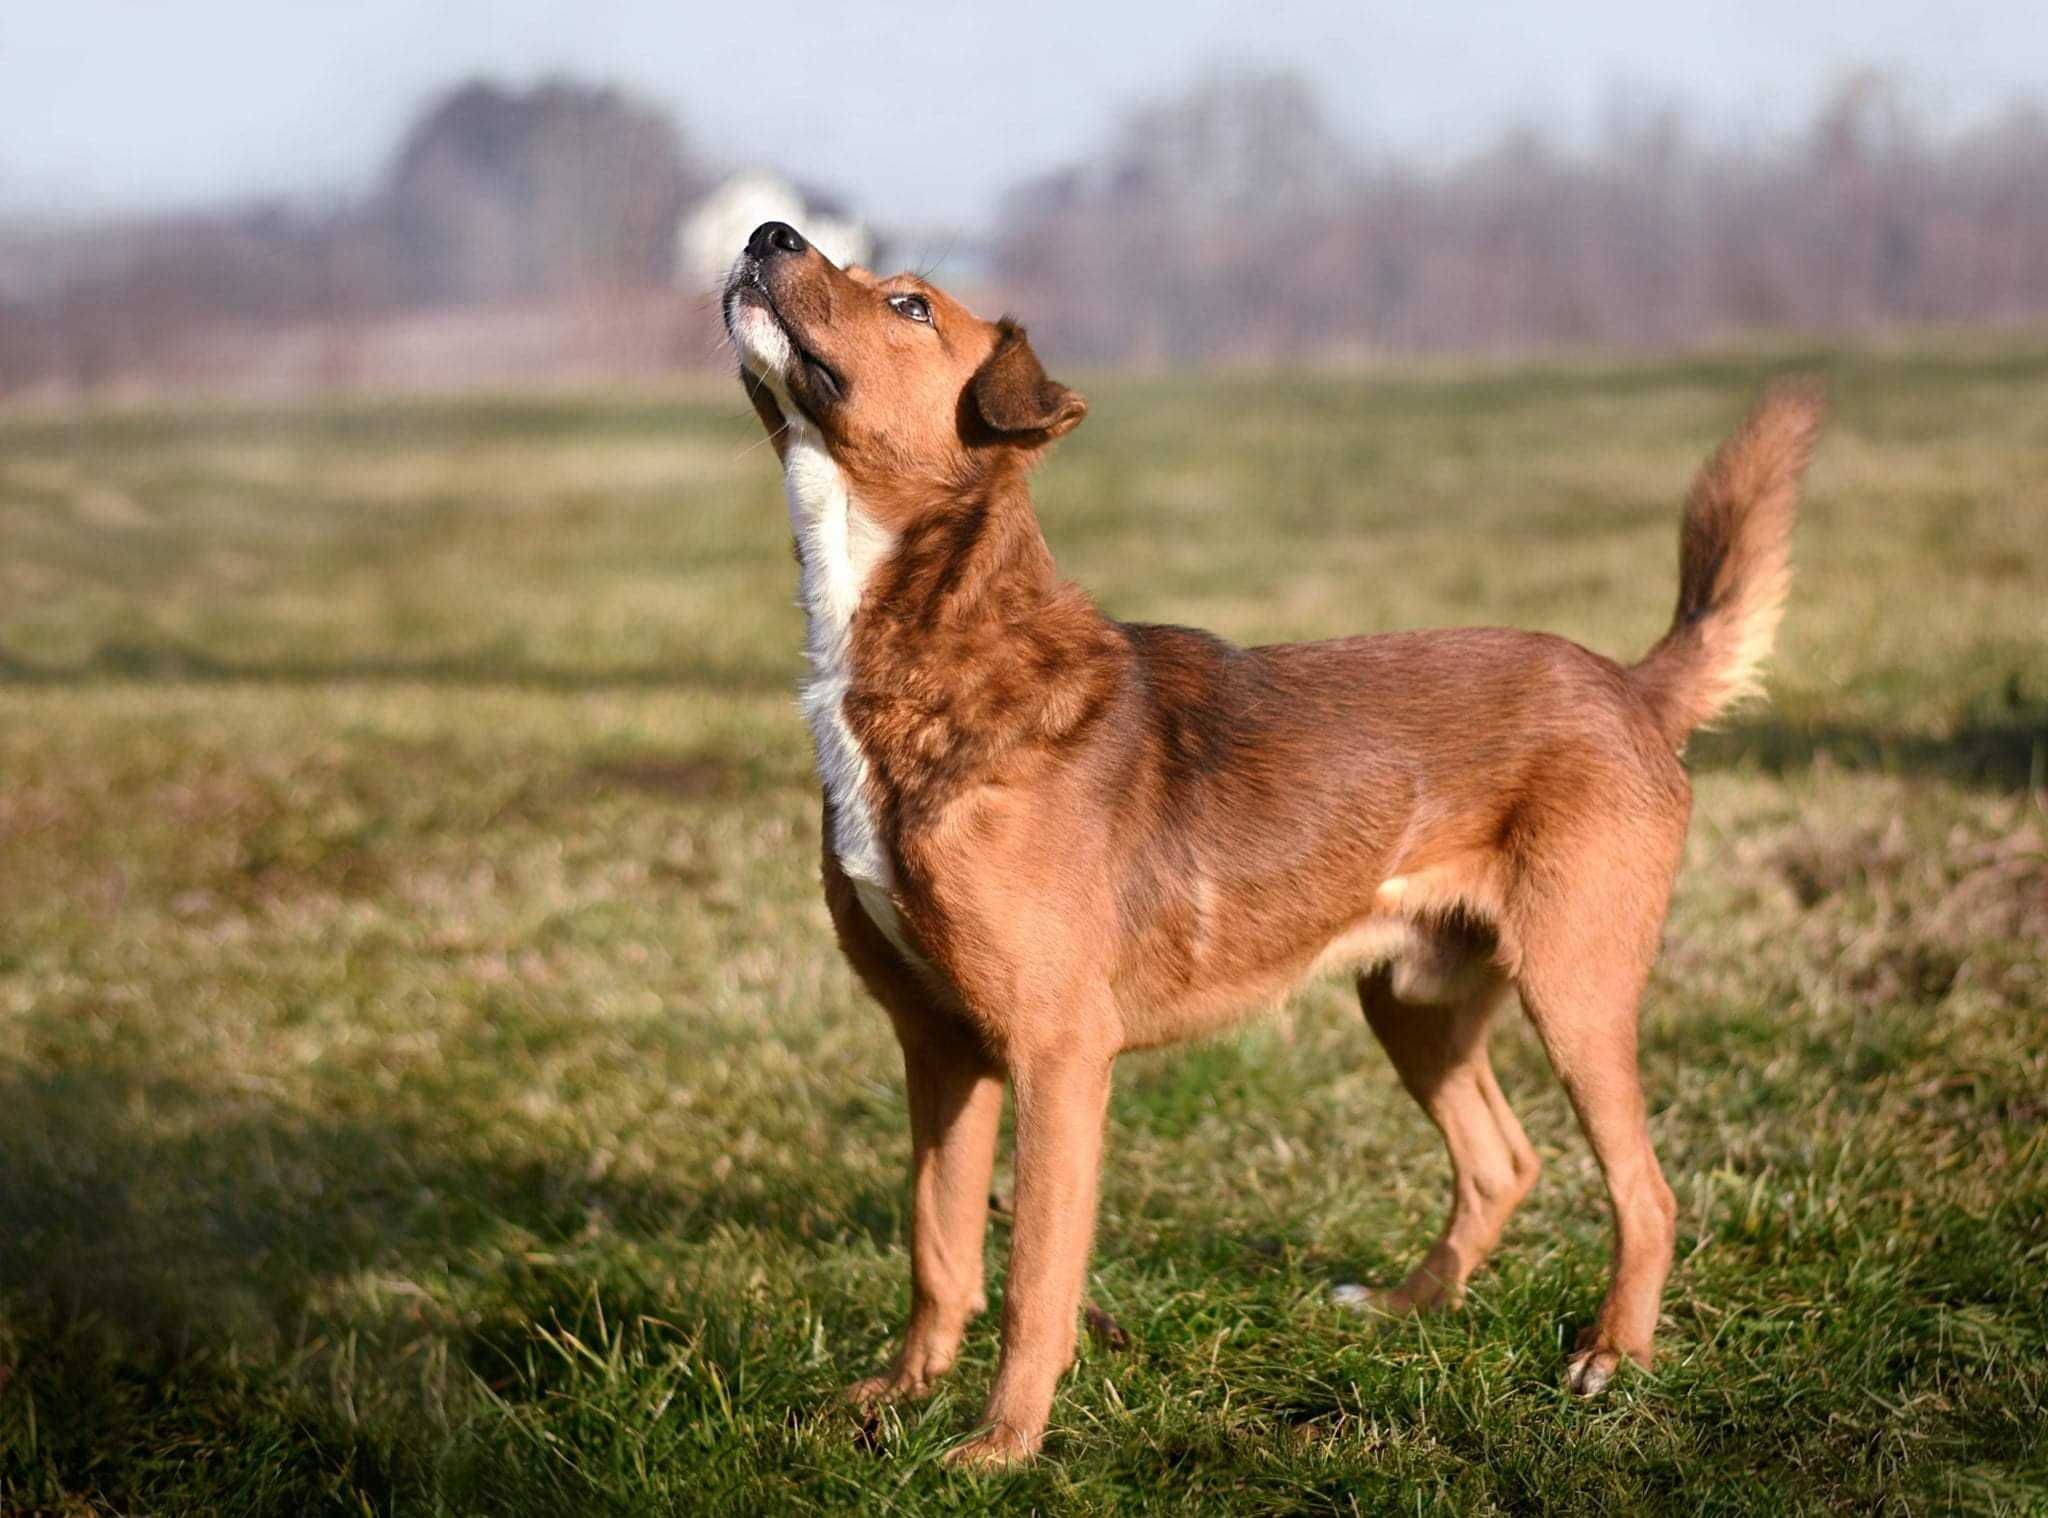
left=995, top=66, right=2048, bottom=364
left=382, top=79, right=695, bottom=304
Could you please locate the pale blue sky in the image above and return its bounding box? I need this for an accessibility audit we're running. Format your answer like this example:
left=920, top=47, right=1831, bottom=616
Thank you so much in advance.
left=1, top=0, right=2041, bottom=225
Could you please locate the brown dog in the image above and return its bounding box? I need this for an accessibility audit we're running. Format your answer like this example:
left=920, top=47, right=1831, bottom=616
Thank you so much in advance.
left=721, top=220, right=1821, bottom=1468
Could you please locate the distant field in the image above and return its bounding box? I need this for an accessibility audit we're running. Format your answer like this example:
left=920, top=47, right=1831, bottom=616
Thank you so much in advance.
left=1, top=352, right=2043, bottom=1515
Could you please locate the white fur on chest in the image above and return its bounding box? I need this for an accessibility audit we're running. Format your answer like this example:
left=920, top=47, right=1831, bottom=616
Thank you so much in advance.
left=775, top=414, right=923, bottom=964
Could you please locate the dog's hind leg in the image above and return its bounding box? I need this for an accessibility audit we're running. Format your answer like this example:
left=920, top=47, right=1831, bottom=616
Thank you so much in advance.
left=1510, top=855, right=1680, bottom=1396
left=1339, top=962, right=1539, bottom=1315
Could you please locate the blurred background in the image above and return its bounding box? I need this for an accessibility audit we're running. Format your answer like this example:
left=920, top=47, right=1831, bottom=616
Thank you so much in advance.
left=6, top=0, right=2048, bottom=397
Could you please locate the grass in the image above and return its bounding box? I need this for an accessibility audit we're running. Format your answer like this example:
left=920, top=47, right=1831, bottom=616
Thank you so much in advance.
left=1, top=349, right=2044, bottom=1514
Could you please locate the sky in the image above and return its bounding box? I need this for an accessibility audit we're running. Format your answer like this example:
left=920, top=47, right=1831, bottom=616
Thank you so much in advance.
left=2, top=0, right=2042, bottom=228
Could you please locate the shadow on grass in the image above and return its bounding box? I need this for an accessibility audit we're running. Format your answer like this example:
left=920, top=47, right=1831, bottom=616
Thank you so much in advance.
left=0, top=1062, right=904, bottom=1503
left=1691, top=711, right=2047, bottom=792
left=0, top=639, right=786, bottom=695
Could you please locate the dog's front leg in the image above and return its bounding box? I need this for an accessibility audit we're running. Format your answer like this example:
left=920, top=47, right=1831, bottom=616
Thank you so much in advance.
left=846, top=1013, right=1005, bottom=1408
left=945, top=1036, right=1115, bottom=1469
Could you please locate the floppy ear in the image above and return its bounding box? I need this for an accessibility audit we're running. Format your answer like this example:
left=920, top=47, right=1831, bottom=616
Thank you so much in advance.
left=970, top=321, right=1088, bottom=440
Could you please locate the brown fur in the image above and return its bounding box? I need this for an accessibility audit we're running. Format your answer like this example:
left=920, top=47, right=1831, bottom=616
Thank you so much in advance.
left=1631, top=382, right=1824, bottom=745
left=721, top=224, right=1822, bottom=1468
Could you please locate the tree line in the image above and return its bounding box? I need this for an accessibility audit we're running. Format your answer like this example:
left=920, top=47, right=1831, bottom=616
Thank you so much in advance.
left=4, top=68, right=2047, bottom=395
left=998, top=70, right=2048, bottom=361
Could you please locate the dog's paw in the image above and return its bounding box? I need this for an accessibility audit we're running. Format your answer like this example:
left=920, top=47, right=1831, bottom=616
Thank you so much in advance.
left=1562, top=1331, right=1649, bottom=1397
left=840, top=1370, right=932, bottom=1410
left=941, top=1422, right=1039, bottom=1471
left=1330, top=1282, right=1392, bottom=1313
left=1330, top=1277, right=1454, bottom=1317
left=1561, top=1346, right=1622, bottom=1396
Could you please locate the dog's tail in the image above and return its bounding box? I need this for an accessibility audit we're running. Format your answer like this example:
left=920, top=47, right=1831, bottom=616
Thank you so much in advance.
left=1629, top=382, right=1824, bottom=749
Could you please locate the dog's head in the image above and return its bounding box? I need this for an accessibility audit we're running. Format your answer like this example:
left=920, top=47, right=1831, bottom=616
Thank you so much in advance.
left=723, top=221, right=1085, bottom=515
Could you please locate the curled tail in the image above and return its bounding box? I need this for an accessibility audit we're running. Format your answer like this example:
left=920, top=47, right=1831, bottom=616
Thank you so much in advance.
left=1630, top=382, right=1824, bottom=749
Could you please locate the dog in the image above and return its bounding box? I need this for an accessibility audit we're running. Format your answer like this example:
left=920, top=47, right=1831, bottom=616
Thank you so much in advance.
left=721, top=219, right=1821, bottom=1468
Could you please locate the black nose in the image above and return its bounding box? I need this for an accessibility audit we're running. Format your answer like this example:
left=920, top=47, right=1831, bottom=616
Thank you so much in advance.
left=747, top=221, right=807, bottom=260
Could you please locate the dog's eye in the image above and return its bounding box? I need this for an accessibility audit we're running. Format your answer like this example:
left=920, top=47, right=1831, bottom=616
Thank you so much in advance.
left=888, top=294, right=932, bottom=325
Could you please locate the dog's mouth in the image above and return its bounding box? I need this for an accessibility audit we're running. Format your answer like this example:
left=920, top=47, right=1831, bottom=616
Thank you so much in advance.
left=726, top=271, right=844, bottom=411
left=795, top=343, right=844, bottom=406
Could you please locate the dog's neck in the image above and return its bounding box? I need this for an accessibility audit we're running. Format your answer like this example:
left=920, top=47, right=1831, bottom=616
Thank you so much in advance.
left=780, top=420, right=1060, bottom=645
left=869, top=464, right=1061, bottom=629
left=777, top=416, right=897, bottom=891
left=782, top=426, right=1078, bottom=683
left=852, top=464, right=1124, bottom=811
left=778, top=423, right=1121, bottom=863
left=783, top=420, right=894, bottom=688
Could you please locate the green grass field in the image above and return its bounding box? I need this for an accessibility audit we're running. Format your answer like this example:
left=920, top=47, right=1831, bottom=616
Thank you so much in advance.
left=2, top=351, right=2044, bottom=1515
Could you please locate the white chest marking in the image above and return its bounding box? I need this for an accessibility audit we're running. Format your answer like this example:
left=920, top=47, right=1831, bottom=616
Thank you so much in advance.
left=770, top=408, right=924, bottom=967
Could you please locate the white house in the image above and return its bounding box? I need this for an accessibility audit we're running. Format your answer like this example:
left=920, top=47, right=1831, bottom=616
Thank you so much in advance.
left=677, top=170, right=873, bottom=291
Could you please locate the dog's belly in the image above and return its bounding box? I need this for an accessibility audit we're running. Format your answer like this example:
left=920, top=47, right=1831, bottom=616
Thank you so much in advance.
left=1115, top=904, right=1494, bottom=1051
